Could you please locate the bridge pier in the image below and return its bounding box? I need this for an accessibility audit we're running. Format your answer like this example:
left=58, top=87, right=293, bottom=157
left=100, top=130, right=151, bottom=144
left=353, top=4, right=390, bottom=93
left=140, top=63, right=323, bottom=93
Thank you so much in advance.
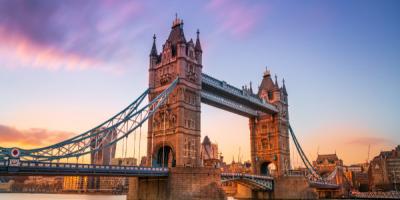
left=273, top=176, right=318, bottom=199
left=127, top=167, right=225, bottom=200
left=233, top=184, right=273, bottom=199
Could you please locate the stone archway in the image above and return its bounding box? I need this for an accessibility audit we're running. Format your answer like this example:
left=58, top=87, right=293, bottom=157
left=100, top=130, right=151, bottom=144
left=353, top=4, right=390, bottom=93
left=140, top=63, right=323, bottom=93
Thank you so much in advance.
left=155, top=145, right=176, bottom=168
left=260, top=161, right=276, bottom=176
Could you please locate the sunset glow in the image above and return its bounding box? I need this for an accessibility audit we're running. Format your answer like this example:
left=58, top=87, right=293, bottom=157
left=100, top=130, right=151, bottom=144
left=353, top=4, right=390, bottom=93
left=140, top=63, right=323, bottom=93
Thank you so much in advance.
left=1, top=0, right=399, bottom=168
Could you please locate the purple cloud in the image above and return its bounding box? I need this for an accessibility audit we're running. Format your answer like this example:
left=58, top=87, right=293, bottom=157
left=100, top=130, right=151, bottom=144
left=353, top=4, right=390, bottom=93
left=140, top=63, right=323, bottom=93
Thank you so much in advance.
left=205, top=0, right=266, bottom=38
left=0, top=0, right=145, bottom=72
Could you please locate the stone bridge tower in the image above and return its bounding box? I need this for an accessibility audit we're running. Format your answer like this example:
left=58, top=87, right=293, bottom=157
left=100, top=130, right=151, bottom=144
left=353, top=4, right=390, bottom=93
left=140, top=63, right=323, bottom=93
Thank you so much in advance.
left=147, top=17, right=203, bottom=168
left=250, top=68, right=290, bottom=176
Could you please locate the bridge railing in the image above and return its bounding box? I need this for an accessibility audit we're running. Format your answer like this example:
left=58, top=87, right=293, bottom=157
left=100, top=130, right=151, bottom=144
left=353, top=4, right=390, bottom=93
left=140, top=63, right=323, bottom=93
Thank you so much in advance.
left=20, top=161, right=168, bottom=171
left=221, top=173, right=274, bottom=191
left=221, top=173, right=273, bottom=180
left=1, top=160, right=169, bottom=175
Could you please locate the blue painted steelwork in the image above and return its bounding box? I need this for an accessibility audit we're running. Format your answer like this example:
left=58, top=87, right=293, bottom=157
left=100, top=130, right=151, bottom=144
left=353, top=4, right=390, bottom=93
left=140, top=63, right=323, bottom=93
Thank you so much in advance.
left=221, top=173, right=274, bottom=191
left=0, top=78, right=179, bottom=162
left=288, top=124, right=341, bottom=189
left=200, top=91, right=258, bottom=117
left=201, top=73, right=278, bottom=114
left=0, top=160, right=168, bottom=177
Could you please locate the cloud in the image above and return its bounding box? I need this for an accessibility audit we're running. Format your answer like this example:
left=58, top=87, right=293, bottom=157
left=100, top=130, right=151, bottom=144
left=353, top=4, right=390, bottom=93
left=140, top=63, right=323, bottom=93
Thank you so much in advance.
left=205, top=0, right=266, bottom=38
left=0, top=124, right=75, bottom=149
left=346, top=136, right=391, bottom=146
left=0, top=0, right=145, bottom=72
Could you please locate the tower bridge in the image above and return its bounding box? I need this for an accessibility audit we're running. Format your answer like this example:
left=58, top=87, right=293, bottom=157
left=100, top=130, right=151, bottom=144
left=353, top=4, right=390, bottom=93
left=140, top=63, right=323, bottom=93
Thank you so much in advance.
left=0, top=17, right=345, bottom=199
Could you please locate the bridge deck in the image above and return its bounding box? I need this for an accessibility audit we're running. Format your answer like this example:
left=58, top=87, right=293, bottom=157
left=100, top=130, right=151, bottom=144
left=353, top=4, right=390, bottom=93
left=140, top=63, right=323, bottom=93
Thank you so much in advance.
left=0, top=160, right=168, bottom=177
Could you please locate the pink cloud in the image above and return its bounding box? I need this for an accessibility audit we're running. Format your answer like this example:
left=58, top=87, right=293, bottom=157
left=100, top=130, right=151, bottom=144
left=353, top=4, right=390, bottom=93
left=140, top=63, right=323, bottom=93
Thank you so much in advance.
left=0, top=124, right=75, bottom=149
left=0, top=28, right=121, bottom=73
left=206, top=0, right=266, bottom=38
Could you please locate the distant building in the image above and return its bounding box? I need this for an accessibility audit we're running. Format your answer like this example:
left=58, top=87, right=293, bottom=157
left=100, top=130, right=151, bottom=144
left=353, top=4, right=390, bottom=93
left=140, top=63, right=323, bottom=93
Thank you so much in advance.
left=345, top=163, right=369, bottom=192
left=111, top=157, right=137, bottom=166
left=140, top=156, right=147, bottom=166
left=90, top=127, right=117, bottom=165
left=313, top=153, right=343, bottom=177
left=63, top=176, right=88, bottom=192
left=222, top=159, right=252, bottom=174
left=369, top=145, right=400, bottom=191
left=313, top=153, right=351, bottom=194
left=93, top=158, right=135, bottom=193
left=200, top=136, right=220, bottom=167
left=88, top=127, right=117, bottom=191
left=23, top=176, right=63, bottom=192
left=0, top=180, right=13, bottom=192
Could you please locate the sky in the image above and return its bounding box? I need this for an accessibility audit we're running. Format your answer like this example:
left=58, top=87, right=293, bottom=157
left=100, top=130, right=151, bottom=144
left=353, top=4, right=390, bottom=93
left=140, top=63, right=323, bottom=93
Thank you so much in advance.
left=0, top=0, right=399, bottom=166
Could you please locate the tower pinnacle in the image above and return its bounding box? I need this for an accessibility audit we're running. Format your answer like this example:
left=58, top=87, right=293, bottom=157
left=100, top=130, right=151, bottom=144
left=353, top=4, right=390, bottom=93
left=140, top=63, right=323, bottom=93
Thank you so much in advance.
left=263, top=66, right=271, bottom=77
left=195, top=29, right=202, bottom=52
left=150, top=34, right=157, bottom=57
left=282, top=78, right=288, bottom=95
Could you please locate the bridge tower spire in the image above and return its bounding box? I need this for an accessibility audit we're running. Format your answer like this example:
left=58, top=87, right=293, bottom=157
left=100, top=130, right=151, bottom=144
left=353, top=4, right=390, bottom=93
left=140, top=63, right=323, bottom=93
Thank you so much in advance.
left=147, top=17, right=203, bottom=168
left=250, top=68, right=290, bottom=176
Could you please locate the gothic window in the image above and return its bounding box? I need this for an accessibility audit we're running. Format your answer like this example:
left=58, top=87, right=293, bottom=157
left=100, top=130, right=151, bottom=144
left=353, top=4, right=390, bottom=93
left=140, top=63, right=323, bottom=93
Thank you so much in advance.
left=261, top=139, right=268, bottom=149
left=184, top=138, right=188, bottom=157
left=188, top=140, right=192, bottom=157
left=189, top=50, right=194, bottom=58
left=171, top=45, right=176, bottom=56
left=268, top=91, right=273, bottom=101
left=190, top=139, right=196, bottom=159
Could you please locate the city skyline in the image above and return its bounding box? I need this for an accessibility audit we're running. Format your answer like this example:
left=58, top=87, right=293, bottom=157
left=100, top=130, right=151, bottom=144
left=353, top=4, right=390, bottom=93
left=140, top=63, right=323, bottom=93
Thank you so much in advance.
left=1, top=0, right=400, bottom=166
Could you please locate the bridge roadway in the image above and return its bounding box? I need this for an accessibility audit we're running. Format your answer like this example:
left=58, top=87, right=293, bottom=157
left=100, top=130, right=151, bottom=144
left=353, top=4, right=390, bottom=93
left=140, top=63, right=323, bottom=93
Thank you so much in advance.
left=201, top=73, right=278, bottom=117
left=0, top=160, right=274, bottom=191
left=0, top=160, right=169, bottom=177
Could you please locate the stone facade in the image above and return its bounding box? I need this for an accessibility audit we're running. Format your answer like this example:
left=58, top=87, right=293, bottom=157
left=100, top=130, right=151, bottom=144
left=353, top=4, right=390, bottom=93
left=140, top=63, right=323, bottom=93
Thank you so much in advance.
left=147, top=17, right=203, bottom=168
left=313, top=153, right=343, bottom=177
left=250, top=69, right=290, bottom=176
left=369, top=145, right=400, bottom=191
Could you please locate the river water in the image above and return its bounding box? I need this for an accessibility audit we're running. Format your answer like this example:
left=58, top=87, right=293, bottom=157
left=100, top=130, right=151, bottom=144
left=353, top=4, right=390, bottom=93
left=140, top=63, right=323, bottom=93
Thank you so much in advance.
left=0, top=193, right=237, bottom=200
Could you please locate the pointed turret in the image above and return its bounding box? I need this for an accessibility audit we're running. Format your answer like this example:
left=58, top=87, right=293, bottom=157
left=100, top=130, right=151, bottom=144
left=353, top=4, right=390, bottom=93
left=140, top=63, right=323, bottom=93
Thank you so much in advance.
left=274, top=74, right=279, bottom=89
left=257, top=67, right=275, bottom=96
left=195, top=29, right=202, bottom=52
left=167, top=15, right=186, bottom=45
left=188, top=38, right=194, bottom=46
left=282, top=78, right=288, bottom=96
left=150, top=34, right=158, bottom=57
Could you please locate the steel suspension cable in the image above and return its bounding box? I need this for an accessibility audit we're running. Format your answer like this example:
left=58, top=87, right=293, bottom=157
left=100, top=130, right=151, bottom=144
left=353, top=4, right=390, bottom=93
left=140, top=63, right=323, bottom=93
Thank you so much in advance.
left=133, top=129, right=136, bottom=160
left=289, top=125, right=320, bottom=179
left=162, top=110, right=166, bottom=168
left=3, top=79, right=178, bottom=163
left=138, top=125, right=142, bottom=166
